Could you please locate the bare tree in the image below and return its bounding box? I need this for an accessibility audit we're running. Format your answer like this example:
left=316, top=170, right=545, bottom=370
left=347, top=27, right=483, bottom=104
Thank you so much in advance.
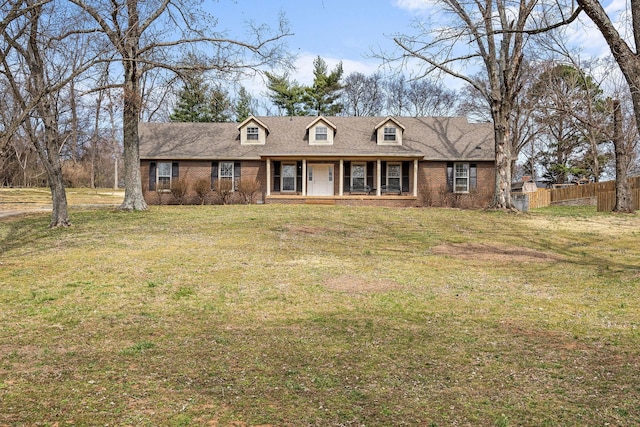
left=384, top=74, right=409, bottom=116
left=1, top=0, right=89, bottom=226
left=406, top=79, right=457, bottom=117
left=567, top=0, right=640, bottom=211
left=67, top=0, right=293, bottom=211
left=341, top=72, right=384, bottom=116
left=389, top=0, right=548, bottom=209
left=612, top=99, right=634, bottom=212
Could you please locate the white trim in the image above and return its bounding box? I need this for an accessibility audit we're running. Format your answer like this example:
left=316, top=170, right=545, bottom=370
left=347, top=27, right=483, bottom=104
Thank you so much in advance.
left=413, top=159, right=418, bottom=197
left=339, top=159, right=344, bottom=196
left=219, top=161, right=235, bottom=191
left=454, top=162, right=470, bottom=193
left=302, top=159, right=307, bottom=196
left=376, top=159, right=382, bottom=196
left=350, top=162, right=367, bottom=192
left=157, top=161, right=172, bottom=191
left=266, top=159, right=271, bottom=196
left=281, top=162, right=297, bottom=193
left=386, top=162, right=401, bottom=192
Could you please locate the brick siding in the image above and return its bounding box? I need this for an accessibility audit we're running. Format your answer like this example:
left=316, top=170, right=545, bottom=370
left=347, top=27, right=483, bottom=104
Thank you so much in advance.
left=142, top=160, right=495, bottom=208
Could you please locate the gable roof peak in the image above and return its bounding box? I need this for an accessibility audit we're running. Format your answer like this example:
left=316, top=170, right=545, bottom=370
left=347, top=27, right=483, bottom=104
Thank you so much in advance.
left=237, top=115, right=270, bottom=133
left=375, top=116, right=406, bottom=131
left=306, top=115, right=337, bottom=130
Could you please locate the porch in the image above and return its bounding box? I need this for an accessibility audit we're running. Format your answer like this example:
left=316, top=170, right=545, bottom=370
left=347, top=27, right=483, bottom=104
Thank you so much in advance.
left=265, top=194, right=420, bottom=207
left=264, top=158, right=421, bottom=199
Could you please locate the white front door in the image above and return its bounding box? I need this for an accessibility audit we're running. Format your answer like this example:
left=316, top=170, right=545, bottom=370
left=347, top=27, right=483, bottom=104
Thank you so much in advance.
left=307, top=164, right=334, bottom=196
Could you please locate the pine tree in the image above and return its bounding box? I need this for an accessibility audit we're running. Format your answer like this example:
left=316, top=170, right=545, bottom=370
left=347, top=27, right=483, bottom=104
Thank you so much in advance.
left=265, top=72, right=305, bottom=116
left=208, top=86, right=232, bottom=123
left=234, top=86, right=254, bottom=122
left=303, top=56, right=344, bottom=116
left=170, top=77, right=232, bottom=122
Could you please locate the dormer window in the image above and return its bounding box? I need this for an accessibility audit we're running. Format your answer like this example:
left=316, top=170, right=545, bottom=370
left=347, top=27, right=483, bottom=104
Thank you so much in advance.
left=375, top=117, right=405, bottom=145
left=315, top=126, right=328, bottom=141
left=238, top=116, right=269, bottom=145
left=247, top=127, right=259, bottom=140
left=307, top=116, right=336, bottom=145
left=384, top=127, right=397, bottom=141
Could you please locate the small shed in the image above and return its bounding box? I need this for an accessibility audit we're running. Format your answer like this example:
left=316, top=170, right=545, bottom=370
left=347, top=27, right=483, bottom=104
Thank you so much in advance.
left=512, top=176, right=538, bottom=193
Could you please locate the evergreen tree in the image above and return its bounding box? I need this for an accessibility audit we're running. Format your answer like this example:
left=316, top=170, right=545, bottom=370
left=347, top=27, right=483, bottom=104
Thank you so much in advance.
left=529, top=64, right=610, bottom=183
left=170, top=76, right=232, bottom=122
left=209, top=86, right=233, bottom=123
left=303, top=56, right=344, bottom=116
left=234, top=86, right=254, bottom=122
left=265, top=72, right=305, bottom=116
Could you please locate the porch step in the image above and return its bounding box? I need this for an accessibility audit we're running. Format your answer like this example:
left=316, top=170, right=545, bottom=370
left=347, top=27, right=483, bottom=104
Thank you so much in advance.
left=305, top=198, right=336, bottom=205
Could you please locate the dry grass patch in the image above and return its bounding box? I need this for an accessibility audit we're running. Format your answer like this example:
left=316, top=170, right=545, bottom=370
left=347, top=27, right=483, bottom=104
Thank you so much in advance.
left=431, top=242, right=563, bottom=263
left=1, top=201, right=639, bottom=426
left=324, top=274, right=403, bottom=293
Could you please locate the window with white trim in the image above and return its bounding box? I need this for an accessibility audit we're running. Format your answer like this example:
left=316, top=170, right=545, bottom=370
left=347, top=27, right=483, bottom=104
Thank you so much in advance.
left=351, top=163, right=366, bottom=191
left=247, top=127, right=259, bottom=140
left=281, top=163, right=296, bottom=192
left=315, top=126, right=328, bottom=141
left=454, top=163, right=469, bottom=192
left=387, top=163, right=401, bottom=192
left=219, top=161, right=234, bottom=190
left=157, top=162, right=172, bottom=190
left=384, top=127, right=397, bottom=141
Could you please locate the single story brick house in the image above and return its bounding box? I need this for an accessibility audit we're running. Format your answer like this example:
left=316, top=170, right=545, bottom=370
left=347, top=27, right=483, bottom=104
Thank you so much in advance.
left=139, top=115, right=495, bottom=208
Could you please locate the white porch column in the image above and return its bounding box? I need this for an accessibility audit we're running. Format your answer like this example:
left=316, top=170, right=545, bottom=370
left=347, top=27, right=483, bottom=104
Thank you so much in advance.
left=302, top=159, right=307, bottom=196
left=266, top=159, right=271, bottom=196
left=413, top=159, right=419, bottom=197
left=376, top=159, right=382, bottom=196
left=339, top=159, right=344, bottom=196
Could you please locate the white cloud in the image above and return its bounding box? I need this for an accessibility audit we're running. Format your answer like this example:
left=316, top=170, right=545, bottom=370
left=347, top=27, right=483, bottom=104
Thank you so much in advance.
left=392, top=0, right=432, bottom=13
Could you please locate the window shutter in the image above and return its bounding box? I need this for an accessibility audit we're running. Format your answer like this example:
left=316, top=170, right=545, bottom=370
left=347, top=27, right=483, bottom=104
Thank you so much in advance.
left=446, top=162, right=453, bottom=192
left=470, top=163, right=477, bottom=190
left=296, top=161, right=303, bottom=193
left=273, top=161, right=281, bottom=192
left=172, top=162, right=179, bottom=179
left=234, top=161, right=241, bottom=191
left=149, top=162, right=156, bottom=191
left=402, top=161, right=410, bottom=192
left=382, top=161, right=387, bottom=186
left=366, top=162, right=374, bottom=188
left=343, top=161, right=351, bottom=192
left=211, top=161, right=218, bottom=190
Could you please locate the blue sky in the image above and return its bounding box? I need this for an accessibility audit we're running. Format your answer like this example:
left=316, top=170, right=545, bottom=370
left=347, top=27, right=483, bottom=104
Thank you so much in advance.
left=214, top=0, right=417, bottom=85
left=210, top=0, right=612, bottom=95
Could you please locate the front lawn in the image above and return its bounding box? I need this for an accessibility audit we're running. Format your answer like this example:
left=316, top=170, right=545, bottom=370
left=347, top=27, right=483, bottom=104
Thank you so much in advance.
left=1, top=204, right=638, bottom=426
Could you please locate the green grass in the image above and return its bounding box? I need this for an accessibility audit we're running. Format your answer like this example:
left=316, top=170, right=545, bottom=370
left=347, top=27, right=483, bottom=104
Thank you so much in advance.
left=1, top=200, right=639, bottom=426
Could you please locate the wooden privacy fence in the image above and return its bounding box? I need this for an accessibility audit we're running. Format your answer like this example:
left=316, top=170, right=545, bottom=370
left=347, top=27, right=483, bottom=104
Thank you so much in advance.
left=527, top=188, right=551, bottom=209
left=523, top=176, right=639, bottom=210
left=596, top=176, right=640, bottom=212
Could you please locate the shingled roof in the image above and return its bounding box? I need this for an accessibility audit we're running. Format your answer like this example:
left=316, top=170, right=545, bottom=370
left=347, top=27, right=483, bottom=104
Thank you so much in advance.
left=139, top=116, right=495, bottom=162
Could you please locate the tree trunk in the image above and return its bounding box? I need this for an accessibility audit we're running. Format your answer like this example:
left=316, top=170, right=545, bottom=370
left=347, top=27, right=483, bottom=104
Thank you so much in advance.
left=490, top=106, right=514, bottom=209
left=49, top=165, right=71, bottom=227
left=39, top=116, right=71, bottom=227
left=24, top=3, right=71, bottom=227
left=120, top=74, right=147, bottom=211
left=119, top=0, right=147, bottom=211
left=578, top=0, right=640, bottom=169
left=612, top=100, right=633, bottom=213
